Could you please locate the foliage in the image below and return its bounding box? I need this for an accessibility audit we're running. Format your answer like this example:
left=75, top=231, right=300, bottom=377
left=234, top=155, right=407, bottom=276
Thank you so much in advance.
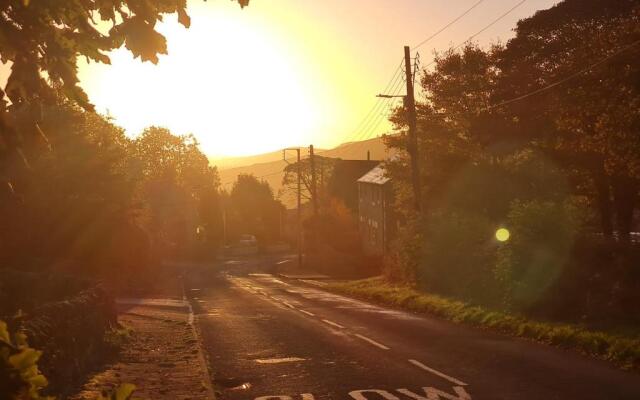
left=0, top=269, right=91, bottom=318
left=0, top=102, right=136, bottom=273
left=384, top=0, right=640, bottom=324
left=495, top=0, right=640, bottom=236
left=495, top=200, right=587, bottom=311
left=329, top=278, right=640, bottom=370
left=281, top=155, right=336, bottom=204
left=303, top=196, right=376, bottom=277
left=226, top=174, right=284, bottom=244
left=0, top=320, right=52, bottom=400
left=18, top=286, right=117, bottom=395
left=0, top=0, right=248, bottom=110
left=131, top=126, right=221, bottom=257
left=0, top=0, right=249, bottom=200
left=1, top=318, right=136, bottom=400
left=417, top=210, right=501, bottom=306
left=97, top=383, right=138, bottom=400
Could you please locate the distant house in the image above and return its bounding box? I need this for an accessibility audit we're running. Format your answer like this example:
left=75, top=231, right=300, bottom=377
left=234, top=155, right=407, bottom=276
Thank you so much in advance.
left=357, top=164, right=395, bottom=256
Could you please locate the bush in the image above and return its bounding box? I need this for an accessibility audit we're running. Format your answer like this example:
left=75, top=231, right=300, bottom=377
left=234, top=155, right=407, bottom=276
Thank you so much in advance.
left=0, top=269, right=91, bottom=318
left=495, top=199, right=586, bottom=311
left=14, top=286, right=117, bottom=396
left=0, top=320, right=51, bottom=399
left=417, top=211, right=502, bottom=306
left=384, top=218, right=422, bottom=283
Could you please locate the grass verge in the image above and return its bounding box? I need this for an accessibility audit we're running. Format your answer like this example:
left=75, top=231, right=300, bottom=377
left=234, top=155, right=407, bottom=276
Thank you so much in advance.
left=327, top=277, right=640, bottom=370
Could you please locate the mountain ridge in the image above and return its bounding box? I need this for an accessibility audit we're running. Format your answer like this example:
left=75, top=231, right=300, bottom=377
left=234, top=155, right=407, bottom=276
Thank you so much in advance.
left=214, top=136, right=392, bottom=208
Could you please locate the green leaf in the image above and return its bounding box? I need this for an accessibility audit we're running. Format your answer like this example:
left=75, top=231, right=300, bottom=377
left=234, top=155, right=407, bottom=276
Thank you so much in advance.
left=115, top=383, right=136, bottom=400
left=9, top=348, right=41, bottom=370
left=28, top=374, right=49, bottom=389
left=0, top=321, right=10, bottom=344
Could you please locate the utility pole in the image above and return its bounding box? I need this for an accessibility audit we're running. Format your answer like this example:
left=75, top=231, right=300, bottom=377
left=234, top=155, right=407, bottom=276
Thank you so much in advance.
left=404, top=45, right=421, bottom=212
left=309, top=144, right=318, bottom=216
left=377, top=47, right=422, bottom=212
left=284, top=148, right=302, bottom=268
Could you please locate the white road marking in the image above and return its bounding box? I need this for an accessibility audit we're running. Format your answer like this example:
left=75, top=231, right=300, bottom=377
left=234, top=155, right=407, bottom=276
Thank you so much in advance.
left=408, top=359, right=467, bottom=386
left=299, top=309, right=315, bottom=317
left=322, top=319, right=345, bottom=329
left=349, top=390, right=400, bottom=399
left=255, top=357, right=305, bottom=364
left=255, top=386, right=472, bottom=400
left=301, top=279, right=329, bottom=287
left=354, top=334, right=390, bottom=350
left=397, top=386, right=471, bottom=400
left=282, top=301, right=296, bottom=309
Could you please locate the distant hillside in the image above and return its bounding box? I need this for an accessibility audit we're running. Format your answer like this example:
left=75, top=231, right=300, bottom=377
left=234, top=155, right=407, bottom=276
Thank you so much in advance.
left=214, top=136, right=393, bottom=208
left=210, top=149, right=315, bottom=171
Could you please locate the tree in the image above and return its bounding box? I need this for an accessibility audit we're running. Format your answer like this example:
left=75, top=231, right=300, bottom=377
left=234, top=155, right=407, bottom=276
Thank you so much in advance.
left=281, top=155, right=336, bottom=206
left=495, top=0, right=640, bottom=237
left=0, top=0, right=248, bottom=110
left=0, top=101, right=136, bottom=272
left=0, top=0, right=249, bottom=191
left=131, top=127, right=220, bottom=253
left=227, top=174, right=284, bottom=243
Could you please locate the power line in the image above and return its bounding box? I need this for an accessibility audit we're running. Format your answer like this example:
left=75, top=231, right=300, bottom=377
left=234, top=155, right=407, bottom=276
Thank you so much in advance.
left=422, top=0, right=529, bottom=71
left=411, top=0, right=486, bottom=50
left=220, top=0, right=537, bottom=186
left=335, top=0, right=503, bottom=150
left=488, top=39, right=640, bottom=110
left=339, top=60, right=404, bottom=144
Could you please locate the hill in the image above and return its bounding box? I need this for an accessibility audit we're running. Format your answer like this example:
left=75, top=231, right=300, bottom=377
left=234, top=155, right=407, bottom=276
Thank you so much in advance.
left=214, top=136, right=392, bottom=208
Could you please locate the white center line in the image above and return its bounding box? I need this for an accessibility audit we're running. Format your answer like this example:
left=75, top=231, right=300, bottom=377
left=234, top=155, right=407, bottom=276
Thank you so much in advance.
left=408, top=359, right=467, bottom=386
left=255, top=357, right=305, bottom=364
left=282, top=301, right=296, bottom=309
left=354, top=334, right=390, bottom=350
left=322, top=319, right=345, bottom=329
left=299, top=309, right=316, bottom=317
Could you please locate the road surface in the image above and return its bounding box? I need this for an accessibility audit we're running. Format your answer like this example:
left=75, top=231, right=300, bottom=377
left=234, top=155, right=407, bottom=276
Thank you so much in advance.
left=186, top=261, right=640, bottom=400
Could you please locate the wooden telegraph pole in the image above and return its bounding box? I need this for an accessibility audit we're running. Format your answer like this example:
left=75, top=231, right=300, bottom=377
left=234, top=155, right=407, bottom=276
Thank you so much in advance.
left=404, top=45, right=421, bottom=212
left=309, top=144, right=318, bottom=216
left=284, top=148, right=302, bottom=268
left=378, top=47, right=422, bottom=212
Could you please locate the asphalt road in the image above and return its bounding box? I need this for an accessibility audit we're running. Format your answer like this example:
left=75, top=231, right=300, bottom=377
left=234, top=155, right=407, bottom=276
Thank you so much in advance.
left=186, top=260, right=640, bottom=400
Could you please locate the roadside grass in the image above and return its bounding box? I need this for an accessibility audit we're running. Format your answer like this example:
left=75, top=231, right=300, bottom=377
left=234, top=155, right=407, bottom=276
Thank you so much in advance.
left=327, top=277, right=640, bottom=370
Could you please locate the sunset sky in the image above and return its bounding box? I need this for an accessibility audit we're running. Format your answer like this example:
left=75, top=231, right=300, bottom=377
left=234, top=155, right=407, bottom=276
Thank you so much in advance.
left=13, top=0, right=559, bottom=157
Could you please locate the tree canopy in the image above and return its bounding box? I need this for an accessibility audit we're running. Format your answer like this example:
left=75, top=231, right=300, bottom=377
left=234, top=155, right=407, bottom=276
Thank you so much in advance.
left=0, top=0, right=249, bottom=190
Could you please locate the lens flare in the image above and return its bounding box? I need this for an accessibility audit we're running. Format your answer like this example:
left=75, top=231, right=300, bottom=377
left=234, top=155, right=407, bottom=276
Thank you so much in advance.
left=495, top=228, right=510, bottom=242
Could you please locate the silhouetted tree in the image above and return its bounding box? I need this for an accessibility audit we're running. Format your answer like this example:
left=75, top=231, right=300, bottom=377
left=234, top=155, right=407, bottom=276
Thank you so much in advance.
left=227, top=174, right=284, bottom=243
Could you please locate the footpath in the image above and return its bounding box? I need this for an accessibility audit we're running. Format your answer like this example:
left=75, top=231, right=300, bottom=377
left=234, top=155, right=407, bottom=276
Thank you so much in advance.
left=70, top=264, right=215, bottom=399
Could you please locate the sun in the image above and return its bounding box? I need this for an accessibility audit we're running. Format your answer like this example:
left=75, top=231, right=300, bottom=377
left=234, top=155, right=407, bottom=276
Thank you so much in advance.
left=78, top=2, right=322, bottom=157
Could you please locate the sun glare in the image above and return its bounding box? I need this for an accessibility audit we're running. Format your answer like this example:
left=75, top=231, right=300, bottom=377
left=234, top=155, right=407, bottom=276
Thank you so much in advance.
left=79, top=3, right=322, bottom=157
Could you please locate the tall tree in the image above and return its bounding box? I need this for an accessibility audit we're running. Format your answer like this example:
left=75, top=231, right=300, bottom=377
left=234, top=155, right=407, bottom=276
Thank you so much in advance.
left=0, top=0, right=249, bottom=190
left=0, top=102, right=135, bottom=270
left=227, top=174, right=284, bottom=243
left=496, top=0, right=640, bottom=237
left=132, top=127, right=220, bottom=250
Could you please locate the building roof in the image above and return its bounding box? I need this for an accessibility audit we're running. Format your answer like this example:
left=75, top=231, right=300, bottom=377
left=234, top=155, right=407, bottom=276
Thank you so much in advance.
left=357, top=164, right=390, bottom=185
left=326, top=159, right=380, bottom=211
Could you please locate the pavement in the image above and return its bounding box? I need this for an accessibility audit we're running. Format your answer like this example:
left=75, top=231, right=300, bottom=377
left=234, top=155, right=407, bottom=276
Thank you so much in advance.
left=185, top=262, right=640, bottom=400
left=71, top=298, right=214, bottom=400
